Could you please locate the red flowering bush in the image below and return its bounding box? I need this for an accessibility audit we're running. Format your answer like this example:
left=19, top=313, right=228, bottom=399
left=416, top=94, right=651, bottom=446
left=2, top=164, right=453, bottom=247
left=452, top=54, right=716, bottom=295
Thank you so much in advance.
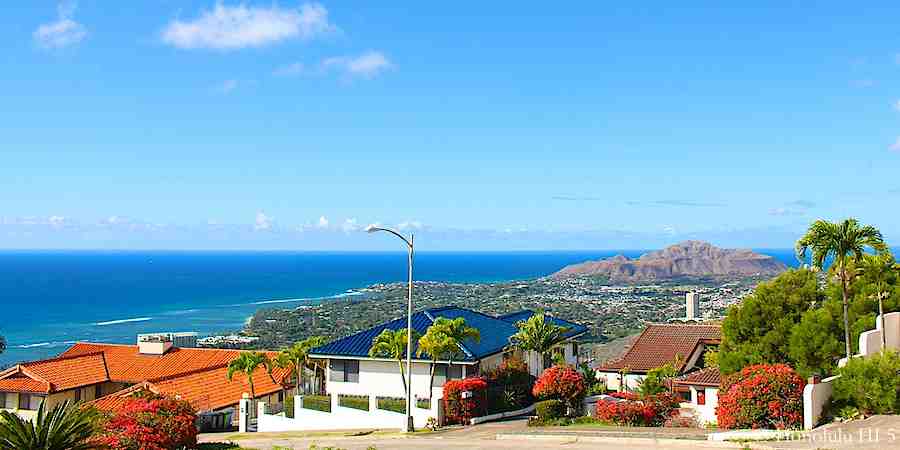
left=532, top=365, right=586, bottom=409
left=443, top=377, right=488, bottom=424
left=608, top=391, right=639, bottom=401
left=716, top=363, right=805, bottom=430
left=595, top=392, right=679, bottom=426
left=94, top=394, right=198, bottom=450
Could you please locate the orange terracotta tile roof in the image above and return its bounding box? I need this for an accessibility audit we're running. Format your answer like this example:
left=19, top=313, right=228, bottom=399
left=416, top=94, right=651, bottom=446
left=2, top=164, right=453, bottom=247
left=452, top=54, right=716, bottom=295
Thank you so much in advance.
left=88, top=382, right=161, bottom=412
left=0, top=374, right=49, bottom=394
left=153, top=364, right=288, bottom=412
left=0, top=352, right=109, bottom=394
left=673, top=366, right=721, bottom=387
left=59, top=343, right=248, bottom=383
left=597, top=324, right=720, bottom=373
left=62, top=343, right=291, bottom=412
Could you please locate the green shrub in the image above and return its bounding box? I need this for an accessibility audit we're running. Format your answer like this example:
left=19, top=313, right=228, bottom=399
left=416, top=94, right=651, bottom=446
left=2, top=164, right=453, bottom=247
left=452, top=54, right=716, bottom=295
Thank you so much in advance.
left=302, top=395, right=331, bottom=412
left=833, top=351, right=900, bottom=415
left=535, top=399, right=566, bottom=421
left=339, top=394, right=369, bottom=411
left=377, top=397, right=406, bottom=414
left=416, top=397, right=431, bottom=409
left=284, top=395, right=294, bottom=418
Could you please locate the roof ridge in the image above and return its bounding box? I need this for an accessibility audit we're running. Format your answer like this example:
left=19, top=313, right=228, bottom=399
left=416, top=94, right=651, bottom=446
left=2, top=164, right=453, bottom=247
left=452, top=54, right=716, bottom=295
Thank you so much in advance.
left=22, top=350, right=107, bottom=366
left=148, top=362, right=231, bottom=383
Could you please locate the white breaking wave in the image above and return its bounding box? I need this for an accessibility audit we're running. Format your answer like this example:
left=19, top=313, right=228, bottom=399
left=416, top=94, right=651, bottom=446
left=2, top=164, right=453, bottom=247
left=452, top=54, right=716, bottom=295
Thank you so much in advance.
left=93, top=317, right=152, bottom=326
left=232, top=290, right=364, bottom=307
left=15, top=340, right=77, bottom=349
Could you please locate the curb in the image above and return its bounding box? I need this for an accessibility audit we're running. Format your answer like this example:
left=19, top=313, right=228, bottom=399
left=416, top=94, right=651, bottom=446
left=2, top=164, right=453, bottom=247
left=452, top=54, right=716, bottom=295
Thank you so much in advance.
left=496, top=433, right=746, bottom=447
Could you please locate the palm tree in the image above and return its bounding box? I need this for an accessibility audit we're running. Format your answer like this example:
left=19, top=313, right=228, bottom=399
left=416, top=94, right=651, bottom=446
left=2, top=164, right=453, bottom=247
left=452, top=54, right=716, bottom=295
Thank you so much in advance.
left=858, top=252, right=900, bottom=350
left=508, top=313, right=569, bottom=371
left=369, top=328, right=418, bottom=393
left=797, top=218, right=888, bottom=358
left=275, top=336, right=328, bottom=395
left=0, top=401, right=99, bottom=450
left=226, top=351, right=275, bottom=401
left=429, top=317, right=480, bottom=370
left=417, top=317, right=480, bottom=390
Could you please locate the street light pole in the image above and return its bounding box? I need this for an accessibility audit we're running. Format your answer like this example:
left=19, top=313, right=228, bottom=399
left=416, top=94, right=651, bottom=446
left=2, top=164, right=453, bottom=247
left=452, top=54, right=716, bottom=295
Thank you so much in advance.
left=365, top=225, right=415, bottom=433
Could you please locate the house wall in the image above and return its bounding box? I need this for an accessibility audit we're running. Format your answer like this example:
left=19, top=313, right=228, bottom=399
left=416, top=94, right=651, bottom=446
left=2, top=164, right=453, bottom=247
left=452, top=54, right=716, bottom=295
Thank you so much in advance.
left=597, top=372, right=644, bottom=392
left=0, top=381, right=127, bottom=420
left=686, top=386, right=718, bottom=426
left=479, top=353, right=504, bottom=372
left=327, top=359, right=470, bottom=400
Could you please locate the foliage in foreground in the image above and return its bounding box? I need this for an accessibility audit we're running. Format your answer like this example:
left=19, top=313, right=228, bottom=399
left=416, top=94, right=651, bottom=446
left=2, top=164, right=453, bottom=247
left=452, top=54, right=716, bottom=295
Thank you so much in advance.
left=443, top=377, right=488, bottom=424
left=716, top=363, right=805, bottom=430
left=532, top=365, right=585, bottom=411
left=0, top=400, right=99, bottom=450
left=594, top=392, right=679, bottom=426
left=95, top=393, right=198, bottom=450
left=832, top=351, right=900, bottom=416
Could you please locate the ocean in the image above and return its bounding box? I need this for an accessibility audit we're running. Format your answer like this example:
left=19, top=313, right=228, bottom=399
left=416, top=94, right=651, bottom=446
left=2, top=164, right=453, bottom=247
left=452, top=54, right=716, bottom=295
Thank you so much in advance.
left=0, top=249, right=800, bottom=367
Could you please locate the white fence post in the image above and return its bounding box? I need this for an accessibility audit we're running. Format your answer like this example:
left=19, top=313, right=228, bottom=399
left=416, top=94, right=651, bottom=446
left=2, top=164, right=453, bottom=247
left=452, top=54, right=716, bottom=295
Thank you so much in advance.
left=331, top=392, right=339, bottom=411
left=369, top=394, right=378, bottom=412
left=257, top=401, right=267, bottom=418
left=294, top=395, right=304, bottom=418
left=238, top=394, right=250, bottom=433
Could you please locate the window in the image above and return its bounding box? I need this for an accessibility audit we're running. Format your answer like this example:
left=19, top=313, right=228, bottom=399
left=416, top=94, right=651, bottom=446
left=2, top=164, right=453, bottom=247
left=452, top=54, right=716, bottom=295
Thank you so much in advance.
left=95, top=384, right=102, bottom=399
left=22, top=394, right=44, bottom=411
left=432, top=364, right=463, bottom=386
left=74, top=388, right=82, bottom=402
left=329, top=360, right=359, bottom=383
left=3, top=393, right=16, bottom=410
left=697, top=390, right=706, bottom=406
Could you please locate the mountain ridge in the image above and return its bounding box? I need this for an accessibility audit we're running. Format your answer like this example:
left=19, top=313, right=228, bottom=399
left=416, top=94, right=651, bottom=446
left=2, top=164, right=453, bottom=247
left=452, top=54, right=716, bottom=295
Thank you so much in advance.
left=551, top=240, right=788, bottom=281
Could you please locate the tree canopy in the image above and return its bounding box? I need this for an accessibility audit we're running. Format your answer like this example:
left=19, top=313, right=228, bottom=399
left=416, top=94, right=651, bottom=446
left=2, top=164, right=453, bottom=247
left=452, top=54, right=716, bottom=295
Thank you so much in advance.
left=719, top=269, right=822, bottom=375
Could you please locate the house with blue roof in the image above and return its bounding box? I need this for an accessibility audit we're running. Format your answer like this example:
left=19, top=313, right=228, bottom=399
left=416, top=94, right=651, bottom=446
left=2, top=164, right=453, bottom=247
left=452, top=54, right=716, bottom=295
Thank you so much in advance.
left=309, top=306, right=587, bottom=403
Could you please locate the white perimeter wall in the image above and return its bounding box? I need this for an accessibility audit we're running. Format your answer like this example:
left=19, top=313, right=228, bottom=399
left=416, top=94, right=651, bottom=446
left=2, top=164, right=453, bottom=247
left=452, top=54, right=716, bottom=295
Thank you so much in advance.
left=327, top=359, right=472, bottom=400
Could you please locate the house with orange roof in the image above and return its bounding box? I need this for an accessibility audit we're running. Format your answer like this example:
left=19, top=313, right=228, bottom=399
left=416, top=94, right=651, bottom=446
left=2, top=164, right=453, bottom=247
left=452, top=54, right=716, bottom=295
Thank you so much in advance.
left=0, top=335, right=291, bottom=425
left=594, top=323, right=721, bottom=394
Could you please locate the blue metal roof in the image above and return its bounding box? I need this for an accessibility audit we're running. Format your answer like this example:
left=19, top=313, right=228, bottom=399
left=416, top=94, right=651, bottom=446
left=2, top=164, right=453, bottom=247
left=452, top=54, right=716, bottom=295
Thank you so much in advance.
left=310, top=306, right=587, bottom=362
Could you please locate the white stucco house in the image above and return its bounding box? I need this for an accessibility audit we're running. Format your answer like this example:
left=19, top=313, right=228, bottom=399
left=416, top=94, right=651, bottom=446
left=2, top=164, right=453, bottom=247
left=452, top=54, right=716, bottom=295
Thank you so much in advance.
left=309, top=306, right=587, bottom=404
left=672, top=366, right=720, bottom=426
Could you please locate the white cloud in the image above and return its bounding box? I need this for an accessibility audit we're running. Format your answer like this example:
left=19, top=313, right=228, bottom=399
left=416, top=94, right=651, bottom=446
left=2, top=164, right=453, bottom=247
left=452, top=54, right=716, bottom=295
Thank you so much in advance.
left=890, top=137, right=900, bottom=152
left=322, top=51, right=393, bottom=79
left=254, top=212, right=273, bottom=231
left=893, top=100, right=900, bottom=112
left=273, top=62, right=305, bottom=77
left=397, top=220, right=423, bottom=231
left=161, top=2, right=335, bottom=51
left=34, top=1, right=87, bottom=49
left=316, top=216, right=329, bottom=228
left=341, top=218, right=359, bottom=233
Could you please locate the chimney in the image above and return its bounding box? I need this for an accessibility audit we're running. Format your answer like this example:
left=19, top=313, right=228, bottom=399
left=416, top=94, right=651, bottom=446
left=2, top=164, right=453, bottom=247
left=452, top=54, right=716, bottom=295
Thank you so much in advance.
left=137, top=333, right=174, bottom=355
left=686, top=292, right=700, bottom=320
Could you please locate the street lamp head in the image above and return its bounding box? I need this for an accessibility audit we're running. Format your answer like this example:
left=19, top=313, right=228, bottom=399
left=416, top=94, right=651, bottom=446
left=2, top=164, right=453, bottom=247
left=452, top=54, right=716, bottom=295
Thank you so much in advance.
left=364, top=224, right=379, bottom=233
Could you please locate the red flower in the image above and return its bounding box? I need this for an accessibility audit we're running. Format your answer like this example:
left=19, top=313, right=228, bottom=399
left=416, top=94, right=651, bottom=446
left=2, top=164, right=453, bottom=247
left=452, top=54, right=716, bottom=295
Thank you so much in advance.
left=93, top=393, right=198, bottom=450
left=716, top=363, right=805, bottom=430
left=532, top=365, right=586, bottom=408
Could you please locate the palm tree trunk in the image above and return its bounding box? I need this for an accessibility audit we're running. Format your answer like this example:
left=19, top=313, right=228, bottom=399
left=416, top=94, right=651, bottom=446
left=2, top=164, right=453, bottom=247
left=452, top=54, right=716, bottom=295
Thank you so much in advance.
left=398, top=360, right=407, bottom=393
left=428, top=360, right=436, bottom=395
left=841, top=268, right=852, bottom=359
left=880, top=294, right=887, bottom=350
left=296, top=358, right=303, bottom=396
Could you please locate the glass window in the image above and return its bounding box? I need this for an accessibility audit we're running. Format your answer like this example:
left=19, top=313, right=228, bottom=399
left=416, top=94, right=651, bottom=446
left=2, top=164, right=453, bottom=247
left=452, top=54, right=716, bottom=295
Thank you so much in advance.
left=95, top=384, right=102, bottom=399
left=329, top=360, right=345, bottom=382
left=329, top=360, right=359, bottom=383
left=5, top=393, right=16, bottom=410
left=697, top=390, right=706, bottom=406
left=28, top=395, right=45, bottom=410
left=345, top=360, right=359, bottom=383
left=74, top=388, right=82, bottom=402
left=432, top=364, right=463, bottom=386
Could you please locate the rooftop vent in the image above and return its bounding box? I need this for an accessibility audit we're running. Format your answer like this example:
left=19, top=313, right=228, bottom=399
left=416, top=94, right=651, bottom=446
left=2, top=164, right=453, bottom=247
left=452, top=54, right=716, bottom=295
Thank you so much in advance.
left=137, top=332, right=198, bottom=355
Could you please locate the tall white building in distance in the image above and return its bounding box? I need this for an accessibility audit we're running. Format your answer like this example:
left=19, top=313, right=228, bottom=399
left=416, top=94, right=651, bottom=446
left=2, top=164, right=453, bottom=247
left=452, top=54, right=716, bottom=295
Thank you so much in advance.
left=686, top=292, right=701, bottom=320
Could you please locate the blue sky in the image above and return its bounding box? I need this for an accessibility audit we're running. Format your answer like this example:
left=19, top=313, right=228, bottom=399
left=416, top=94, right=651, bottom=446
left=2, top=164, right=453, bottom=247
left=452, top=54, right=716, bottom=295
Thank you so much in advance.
left=3, top=1, right=900, bottom=250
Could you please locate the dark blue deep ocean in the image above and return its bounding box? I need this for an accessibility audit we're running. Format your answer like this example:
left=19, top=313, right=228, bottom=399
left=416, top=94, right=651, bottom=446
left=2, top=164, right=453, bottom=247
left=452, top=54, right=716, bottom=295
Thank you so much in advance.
left=0, top=249, right=800, bottom=367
